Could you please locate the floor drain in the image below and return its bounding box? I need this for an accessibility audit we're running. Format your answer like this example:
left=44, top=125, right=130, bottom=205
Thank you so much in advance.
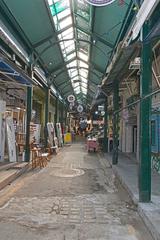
left=50, top=168, right=85, bottom=178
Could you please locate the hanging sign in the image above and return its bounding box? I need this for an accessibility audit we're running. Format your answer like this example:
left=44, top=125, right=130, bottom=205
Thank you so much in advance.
left=67, top=95, right=75, bottom=103
left=86, top=0, right=116, bottom=6
left=77, top=105, right=83, bottom=113
left=69, top=102, right=74, bottom=110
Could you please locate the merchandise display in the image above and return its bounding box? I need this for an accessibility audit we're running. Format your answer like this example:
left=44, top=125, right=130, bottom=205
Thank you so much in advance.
left=6, top=116, right=17, bottom=162
left=56, top=123, right=63, bottom=147
left=47, top=122, right=58, bottom=149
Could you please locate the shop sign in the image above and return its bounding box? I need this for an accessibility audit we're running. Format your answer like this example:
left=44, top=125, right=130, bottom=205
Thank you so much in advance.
left=69, top=102, right=74, bottom=110
left=77, top=105, right=83, bottom=113
left=67, top=95, right=75, bottom=103
left=93, top=120, right=104, bottom=125
left=86, top=0, right=116, bottom=6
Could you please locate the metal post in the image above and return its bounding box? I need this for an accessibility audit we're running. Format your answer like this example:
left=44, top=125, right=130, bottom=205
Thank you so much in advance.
left=139, top=21, right=152, bottom=202
left=44, top=87, right=50, bottom=148
left=25, top=87, right=32, bottom=162
left=103, top=97, right=108, bottom=152
left=112, top=80, right=119, bottom=165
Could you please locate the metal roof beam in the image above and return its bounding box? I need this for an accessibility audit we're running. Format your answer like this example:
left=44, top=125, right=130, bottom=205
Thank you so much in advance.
left=77, top=56, right=104, bottom=74
left=50, top=56, right=77, bottom=73
left=76, top=25, right=114, bottom=49
left=32, top=24, right=74, bottom=49
left=33, top=38, right=108, bottom=65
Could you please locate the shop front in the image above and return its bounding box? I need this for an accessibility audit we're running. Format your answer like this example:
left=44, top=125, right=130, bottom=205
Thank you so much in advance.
left=0, top=54, right=33, bottom=163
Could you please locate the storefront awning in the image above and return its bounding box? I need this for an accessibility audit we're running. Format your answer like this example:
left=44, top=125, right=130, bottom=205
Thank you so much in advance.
left=101, top=42, right=141, bottom=93
left=0, top=56, right=33, bottom=86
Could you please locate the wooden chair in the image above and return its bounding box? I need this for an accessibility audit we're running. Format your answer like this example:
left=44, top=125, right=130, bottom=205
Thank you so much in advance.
left=31, top=147, right=49, bottom=169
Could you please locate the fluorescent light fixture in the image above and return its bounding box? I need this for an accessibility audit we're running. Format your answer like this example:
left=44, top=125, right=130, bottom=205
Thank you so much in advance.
left=51, top=85, right=57, bottom=95
left=33, top=66, right=47, bottom=84
left=32, top=77, right=43, bottom=87
left=0, top=20, right=29, bottom=62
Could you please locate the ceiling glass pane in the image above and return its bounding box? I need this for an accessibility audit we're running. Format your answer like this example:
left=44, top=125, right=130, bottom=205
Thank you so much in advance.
left=59, top=16, right=72, bottom=29
left=81, top=82, right=87, bottom=87
left=79, top=61, right=88, bottom=68
left=79, top=51, right=88, bottom=61
left=66, top=52, right=76, bottom=61
left=79, top=69, right=88, bottom=78
left=49, top=0, right=69, bottom=16
left=80, top=76, right=88, bottom=82
left=57, top=8, right=71, bottom=20
left=48, top=0, right=92, bottom=97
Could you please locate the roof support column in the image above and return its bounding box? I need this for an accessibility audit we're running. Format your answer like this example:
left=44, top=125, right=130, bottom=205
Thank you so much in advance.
left=103, top=97, right=108, bottom=152
left=112, top=80, right=119, bottom=165
left=139, top=21, right=152, bottom=202
left=25, top=86, right=32, bottom=162
left=44, top=86, right=50, bottom=148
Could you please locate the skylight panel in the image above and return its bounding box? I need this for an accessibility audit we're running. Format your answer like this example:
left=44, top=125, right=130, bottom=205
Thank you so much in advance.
left=79, top=61, right=88, bottom=68
left=63, top=39, right=74, bottom=48
left=68, top=60, right=77, bottom=68
left=59, top=16, right=72, bottom=29
left=48, top=0, right=91, bottom=97
left=66, top=52, right=76, bottom=61
left=71, top=76, right=79, bottom=81
left=79, top=69, right=88, bottom=78
left=49, top=0, right=69, bottom=16
left=57, top=8, right=71, bottom=20
left=75, top=87, right=81, bottom=94
left=60, top=27, right=73, bottom=38
left=81, top=82, right=87, bottom=88
left=65, top=43, right=75, bottom=53
left=48, top=0, right=53, bottom=6
left=79, top=51, right=88, bottom=62
left=60, top=42, right=65, bottom=50
left=73, top=82, right=80, bottom=88
left=53, top=16, right=58, bottom=30
left=69, top=70, right=78, bottom=78
left=80, top=76, right=88, bottom=82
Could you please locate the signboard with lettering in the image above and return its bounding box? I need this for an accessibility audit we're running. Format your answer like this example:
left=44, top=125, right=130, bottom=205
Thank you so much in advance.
left=67, top=95, right=75, bottom=103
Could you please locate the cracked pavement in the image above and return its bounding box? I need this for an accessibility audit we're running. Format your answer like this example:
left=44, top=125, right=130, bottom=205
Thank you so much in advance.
left=0, top=142, right=153, bottom=239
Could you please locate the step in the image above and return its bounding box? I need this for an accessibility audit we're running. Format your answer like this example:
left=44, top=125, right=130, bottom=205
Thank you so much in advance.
left=0, top=162, right=18, bottom=172
left=0, top=163, right=29, bottom=191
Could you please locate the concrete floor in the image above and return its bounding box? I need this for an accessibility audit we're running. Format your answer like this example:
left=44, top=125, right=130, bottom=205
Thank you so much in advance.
left=0, top=142, right=153, bottom=240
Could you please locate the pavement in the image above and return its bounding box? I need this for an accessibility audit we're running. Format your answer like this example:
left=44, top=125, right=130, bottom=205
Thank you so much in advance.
left=104, top=152, right=160, bottom=240
left=0, top=143, right=153, bottom=240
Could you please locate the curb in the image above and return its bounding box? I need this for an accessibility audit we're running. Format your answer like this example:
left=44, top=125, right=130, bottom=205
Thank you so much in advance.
left=0, top=163, right=29, bottom=191
left=111, top=164, right=160, bottom=240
